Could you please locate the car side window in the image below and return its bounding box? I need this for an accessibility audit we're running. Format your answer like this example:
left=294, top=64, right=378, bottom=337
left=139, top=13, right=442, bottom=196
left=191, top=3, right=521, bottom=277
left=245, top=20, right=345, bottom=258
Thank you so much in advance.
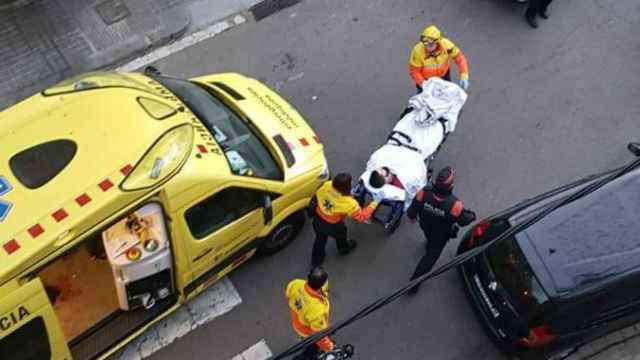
left=185, top=187, right=263, bottom=239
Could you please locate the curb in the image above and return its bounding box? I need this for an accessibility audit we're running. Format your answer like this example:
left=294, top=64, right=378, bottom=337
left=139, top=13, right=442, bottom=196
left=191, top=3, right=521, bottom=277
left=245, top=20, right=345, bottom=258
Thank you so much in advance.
left=115, top=0, right=304, bottom=72
left=0, top=0, right=33, bottom=11
left=115, top=13, right=247, bottom=72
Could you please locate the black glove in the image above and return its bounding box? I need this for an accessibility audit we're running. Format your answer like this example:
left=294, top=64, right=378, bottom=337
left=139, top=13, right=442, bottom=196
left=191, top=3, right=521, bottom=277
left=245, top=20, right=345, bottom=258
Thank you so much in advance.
left=341, top=344, right=355, bottom=358
left=458, top=209, right=477, bottom=226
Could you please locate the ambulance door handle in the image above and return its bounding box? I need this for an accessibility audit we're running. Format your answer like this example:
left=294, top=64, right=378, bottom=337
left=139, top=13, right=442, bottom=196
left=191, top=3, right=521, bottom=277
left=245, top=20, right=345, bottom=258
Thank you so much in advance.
left=54, top=230, right=75, bottom=247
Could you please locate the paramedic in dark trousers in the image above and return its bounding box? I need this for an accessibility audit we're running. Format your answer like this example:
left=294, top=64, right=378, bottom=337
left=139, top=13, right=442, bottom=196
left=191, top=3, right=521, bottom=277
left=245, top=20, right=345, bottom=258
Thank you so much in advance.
left=286, top=267, right=333, bottom=359
left=311, top=173, right=383, bottom=267
left=406, top=166, right=476, bottom=295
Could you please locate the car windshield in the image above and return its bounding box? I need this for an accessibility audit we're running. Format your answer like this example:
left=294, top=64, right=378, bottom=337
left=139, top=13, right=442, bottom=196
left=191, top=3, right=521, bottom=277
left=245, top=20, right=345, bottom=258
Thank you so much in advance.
left=487, top=237, right=550, bottom=320
left=157, top=77, right=283, bottom=181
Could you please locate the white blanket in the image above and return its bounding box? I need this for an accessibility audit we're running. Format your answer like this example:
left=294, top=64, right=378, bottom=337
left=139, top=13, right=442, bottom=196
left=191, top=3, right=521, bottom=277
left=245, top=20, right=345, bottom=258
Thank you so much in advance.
left=389, top=78, right=467, bottom=159
left=360, top=145, right=427, bottom=208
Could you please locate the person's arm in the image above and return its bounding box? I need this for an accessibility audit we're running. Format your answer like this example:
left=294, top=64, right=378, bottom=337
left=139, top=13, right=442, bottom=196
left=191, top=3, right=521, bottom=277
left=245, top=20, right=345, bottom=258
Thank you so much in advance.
left=308, top=313, right=334, bottom=351
left=408, top=46, right=426, bottom=86
left=450, top=200, right=476, bottom=226
left=350, top=202, right=377, bottom=223
left=442, top=39, right=469, bottom=81
left=407, top=190, right=425, bottom=221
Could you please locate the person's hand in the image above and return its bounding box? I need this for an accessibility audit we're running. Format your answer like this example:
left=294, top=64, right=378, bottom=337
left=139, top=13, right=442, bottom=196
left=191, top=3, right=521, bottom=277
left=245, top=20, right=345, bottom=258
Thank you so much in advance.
left=371, top=190, right=385, bottom=204
left=459, top=78, right=470, bottom=91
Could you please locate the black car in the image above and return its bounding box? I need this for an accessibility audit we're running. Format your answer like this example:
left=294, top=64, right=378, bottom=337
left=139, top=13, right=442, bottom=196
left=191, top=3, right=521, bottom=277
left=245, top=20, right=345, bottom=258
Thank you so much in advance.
left=458, top=143, right=640, bottom=358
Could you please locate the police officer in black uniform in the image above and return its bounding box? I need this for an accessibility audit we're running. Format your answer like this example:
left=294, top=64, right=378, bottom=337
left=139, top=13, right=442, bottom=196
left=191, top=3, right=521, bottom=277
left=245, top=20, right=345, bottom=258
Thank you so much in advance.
left=406, top=166, right=476, bottom=295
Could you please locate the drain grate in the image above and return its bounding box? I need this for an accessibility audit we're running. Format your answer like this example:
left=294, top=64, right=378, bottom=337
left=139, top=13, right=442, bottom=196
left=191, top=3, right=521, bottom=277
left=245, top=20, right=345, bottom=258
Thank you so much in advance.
left=94, top=0, right=130, bottom=25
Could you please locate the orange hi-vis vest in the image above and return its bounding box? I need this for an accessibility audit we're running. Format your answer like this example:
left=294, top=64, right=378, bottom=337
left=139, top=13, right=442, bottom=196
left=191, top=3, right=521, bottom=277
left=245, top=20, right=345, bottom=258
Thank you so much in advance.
left=286, top=279, right=333, bottom=351
left=408, top=38, right=469, bottom=86
left=314, top=181, right=376, bottom=224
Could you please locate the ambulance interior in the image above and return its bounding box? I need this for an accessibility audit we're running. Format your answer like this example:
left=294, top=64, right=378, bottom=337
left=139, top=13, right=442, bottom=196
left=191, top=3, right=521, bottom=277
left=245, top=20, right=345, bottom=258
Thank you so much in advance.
left=36, top=203, right=175, bottom=358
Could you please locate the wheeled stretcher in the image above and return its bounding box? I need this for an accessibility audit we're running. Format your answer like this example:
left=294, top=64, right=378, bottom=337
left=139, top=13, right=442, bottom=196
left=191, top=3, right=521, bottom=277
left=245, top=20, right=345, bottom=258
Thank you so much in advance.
left=352, top=78, right=468, bottom=233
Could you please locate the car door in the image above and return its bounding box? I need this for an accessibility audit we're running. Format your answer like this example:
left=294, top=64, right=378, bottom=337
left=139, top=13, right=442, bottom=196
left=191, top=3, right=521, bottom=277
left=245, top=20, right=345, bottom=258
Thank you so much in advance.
left=581, top=276, right=640, bottom=340
left=0, top=278, right=72, bottom=360
left=181, top=184, right=268, bottom=295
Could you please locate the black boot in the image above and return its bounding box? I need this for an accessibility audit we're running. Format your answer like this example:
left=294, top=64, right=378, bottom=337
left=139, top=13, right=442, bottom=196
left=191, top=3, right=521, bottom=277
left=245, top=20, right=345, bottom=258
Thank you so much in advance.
left=407, top=284, right=420, bottom=296
left=338, top=239, right=357, bottom=256
left=526, top=13, right=538, bottom=28
left=539, top=8, right=549, bottom=19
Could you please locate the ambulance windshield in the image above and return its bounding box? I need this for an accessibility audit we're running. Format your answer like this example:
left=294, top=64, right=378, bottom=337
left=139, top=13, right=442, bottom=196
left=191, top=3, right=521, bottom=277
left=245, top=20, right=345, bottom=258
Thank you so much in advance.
left=156, top=77, right=283, bottom=181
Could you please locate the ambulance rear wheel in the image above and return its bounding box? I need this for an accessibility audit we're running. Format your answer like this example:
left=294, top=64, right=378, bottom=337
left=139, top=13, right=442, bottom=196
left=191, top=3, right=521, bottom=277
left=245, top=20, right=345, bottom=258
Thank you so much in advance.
left=258, top=212, right=305, bottom=256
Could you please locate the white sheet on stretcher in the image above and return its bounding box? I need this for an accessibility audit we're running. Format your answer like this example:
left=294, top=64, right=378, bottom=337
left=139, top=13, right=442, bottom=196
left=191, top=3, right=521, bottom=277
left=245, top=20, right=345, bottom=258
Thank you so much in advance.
left=360, top=144, right=427, bottom=208
left=390, top=78, right=468, bottom=159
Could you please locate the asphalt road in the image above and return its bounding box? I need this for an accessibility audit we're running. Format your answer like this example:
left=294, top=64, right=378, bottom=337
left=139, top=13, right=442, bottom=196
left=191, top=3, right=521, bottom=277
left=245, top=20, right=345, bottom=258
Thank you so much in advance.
left=148, top=0, right=640, bottom=359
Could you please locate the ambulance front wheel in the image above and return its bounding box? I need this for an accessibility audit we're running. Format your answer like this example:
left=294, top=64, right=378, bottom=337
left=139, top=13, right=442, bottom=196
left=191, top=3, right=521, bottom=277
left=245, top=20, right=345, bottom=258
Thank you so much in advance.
left=257, top=211, right=306, bottom=256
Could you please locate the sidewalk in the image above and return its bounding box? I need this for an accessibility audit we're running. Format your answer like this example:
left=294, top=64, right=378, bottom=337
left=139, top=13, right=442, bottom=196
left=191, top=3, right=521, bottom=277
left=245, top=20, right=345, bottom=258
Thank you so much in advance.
left=555, top=323, right=640, bottom=360
left=0, top=0, right=273, bottom=110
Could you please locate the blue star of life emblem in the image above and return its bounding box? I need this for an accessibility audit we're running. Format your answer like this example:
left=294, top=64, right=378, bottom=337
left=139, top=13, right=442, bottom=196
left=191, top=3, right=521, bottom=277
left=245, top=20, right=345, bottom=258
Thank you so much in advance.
left=322, top=199, right=333, bottom=211
left=0, top=176, right=13, bottom=222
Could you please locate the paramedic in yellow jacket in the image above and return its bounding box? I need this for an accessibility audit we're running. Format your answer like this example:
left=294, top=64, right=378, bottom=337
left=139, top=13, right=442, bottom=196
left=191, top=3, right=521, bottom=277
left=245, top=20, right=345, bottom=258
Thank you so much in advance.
left=286, top=267, right=332, bottom=359
left=409, top=25, right=470, bottom=92
left=311, top=173, right=383, bottom=267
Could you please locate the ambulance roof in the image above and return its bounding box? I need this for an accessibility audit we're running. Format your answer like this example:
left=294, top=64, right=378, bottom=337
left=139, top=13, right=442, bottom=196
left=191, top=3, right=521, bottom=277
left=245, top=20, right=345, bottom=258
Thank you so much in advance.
left=0, top=72, right=230, bottom=283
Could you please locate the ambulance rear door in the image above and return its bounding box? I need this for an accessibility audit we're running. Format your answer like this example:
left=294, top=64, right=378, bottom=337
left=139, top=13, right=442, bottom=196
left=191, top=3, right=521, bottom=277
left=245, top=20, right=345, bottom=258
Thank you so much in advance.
left=0, top=278, right=71, bottom=360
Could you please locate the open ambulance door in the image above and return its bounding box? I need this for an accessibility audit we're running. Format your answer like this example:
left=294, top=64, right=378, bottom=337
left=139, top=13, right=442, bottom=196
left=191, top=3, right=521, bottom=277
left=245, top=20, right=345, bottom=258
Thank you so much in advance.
left=0, top=278, right=71, bottom=360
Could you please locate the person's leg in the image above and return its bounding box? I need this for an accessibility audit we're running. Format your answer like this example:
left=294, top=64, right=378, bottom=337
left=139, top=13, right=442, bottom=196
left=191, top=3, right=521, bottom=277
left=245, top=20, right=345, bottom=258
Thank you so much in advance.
left=525, top=0, right=540, bottom=28
left=294, top=344, right=321, bottom=360
left=334, top=222, right=356, bottom=255
left=408, top=232, right=449, bottom=294
left=540, top=0, right=552, bottom=16
left=311, top=217, right=330, bottom=267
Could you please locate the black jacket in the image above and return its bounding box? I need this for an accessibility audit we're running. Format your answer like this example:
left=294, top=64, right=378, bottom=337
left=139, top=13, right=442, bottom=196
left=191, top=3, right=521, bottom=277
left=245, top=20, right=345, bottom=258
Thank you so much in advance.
left=407, top=186, right=476, bottom=237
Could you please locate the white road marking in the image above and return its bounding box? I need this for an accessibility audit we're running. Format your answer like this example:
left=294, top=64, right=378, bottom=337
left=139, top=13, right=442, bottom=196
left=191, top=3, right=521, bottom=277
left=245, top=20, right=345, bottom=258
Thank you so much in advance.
left=230, top=340, right=273, bottom=360
left=114, top=277, right=242, bottom=360
left=116, top=15, right=247, bottom=72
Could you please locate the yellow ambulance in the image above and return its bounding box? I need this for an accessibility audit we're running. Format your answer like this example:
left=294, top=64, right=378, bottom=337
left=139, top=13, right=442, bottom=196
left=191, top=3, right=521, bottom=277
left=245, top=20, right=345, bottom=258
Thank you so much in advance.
left=0, top=71, right=328, bottom=359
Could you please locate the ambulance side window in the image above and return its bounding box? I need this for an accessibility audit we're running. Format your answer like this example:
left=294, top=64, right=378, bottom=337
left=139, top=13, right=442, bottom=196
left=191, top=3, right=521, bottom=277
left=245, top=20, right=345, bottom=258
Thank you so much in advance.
left=185, top=187, right=263, bottom=239
left=0, top=316, right=51, bottom=360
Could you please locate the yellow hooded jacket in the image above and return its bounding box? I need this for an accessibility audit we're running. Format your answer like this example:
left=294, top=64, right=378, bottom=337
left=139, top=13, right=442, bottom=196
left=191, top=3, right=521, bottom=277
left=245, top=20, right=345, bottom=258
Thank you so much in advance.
left=286, top=279, right=333, bottom=351
left=314, top=181, right=376, bottom=224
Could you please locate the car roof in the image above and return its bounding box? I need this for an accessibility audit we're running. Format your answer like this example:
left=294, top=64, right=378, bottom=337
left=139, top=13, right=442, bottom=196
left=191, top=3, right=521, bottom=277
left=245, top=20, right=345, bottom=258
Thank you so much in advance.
left=0, top=72, right=231, bottom=284
left=512, top=168, right=640, bottom=296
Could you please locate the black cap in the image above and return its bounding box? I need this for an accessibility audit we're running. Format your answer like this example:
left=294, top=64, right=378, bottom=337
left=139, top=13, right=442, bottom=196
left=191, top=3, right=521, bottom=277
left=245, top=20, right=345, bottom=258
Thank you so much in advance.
left=307, top=266, right=329, bottom=290
left=332, top=173, right=352, bottom=196
left=434, top=166, right=455, bottom=191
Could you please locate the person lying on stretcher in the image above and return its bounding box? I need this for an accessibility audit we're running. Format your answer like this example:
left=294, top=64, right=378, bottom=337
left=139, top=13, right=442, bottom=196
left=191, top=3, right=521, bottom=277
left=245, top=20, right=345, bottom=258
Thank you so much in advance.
left=370, top=167, right=405, bottom=190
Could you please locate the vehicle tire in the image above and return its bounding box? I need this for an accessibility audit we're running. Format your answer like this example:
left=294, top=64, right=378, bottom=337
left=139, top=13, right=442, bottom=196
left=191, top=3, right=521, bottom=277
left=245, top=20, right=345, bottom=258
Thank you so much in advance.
left=257, top=211, right=306, bottom=256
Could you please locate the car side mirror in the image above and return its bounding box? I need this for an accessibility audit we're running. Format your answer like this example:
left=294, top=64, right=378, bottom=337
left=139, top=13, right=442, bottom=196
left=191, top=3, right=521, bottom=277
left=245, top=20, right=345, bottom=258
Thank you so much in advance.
left=262, top=194, right=273, bottom=225
left=628, top=142, right=640, bottom=157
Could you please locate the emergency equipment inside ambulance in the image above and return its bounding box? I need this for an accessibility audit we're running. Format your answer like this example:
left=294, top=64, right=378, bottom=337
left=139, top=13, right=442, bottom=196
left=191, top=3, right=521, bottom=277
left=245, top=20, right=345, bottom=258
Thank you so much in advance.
left=0, top=71, right=328, bottom=360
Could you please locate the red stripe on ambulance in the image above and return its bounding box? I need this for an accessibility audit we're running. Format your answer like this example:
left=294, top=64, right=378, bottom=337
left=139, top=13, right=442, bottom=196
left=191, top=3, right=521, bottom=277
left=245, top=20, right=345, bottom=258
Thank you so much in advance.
left=28, top=224, right=44, bottom=238
left=52, top=209, right=68, bottom=222
left=120, top=164, right=133, bottom=176
left=76, top=194, right=92, bottom=207
left=98, top=179, right=114, bottom=191
left=3, top=239, right=20, bottom=255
